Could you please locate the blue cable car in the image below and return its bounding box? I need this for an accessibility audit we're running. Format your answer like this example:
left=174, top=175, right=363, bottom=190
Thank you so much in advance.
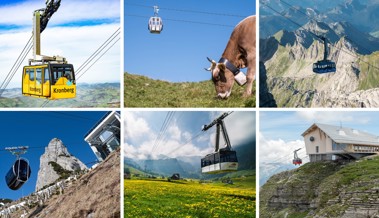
left=5, top=158, right=31, bottom=190
left=313, top=36, right=336, bottom=73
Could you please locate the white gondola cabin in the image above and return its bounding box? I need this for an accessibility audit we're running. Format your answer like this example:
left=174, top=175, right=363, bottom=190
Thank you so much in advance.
left=148, top=6, right=163, bottom=34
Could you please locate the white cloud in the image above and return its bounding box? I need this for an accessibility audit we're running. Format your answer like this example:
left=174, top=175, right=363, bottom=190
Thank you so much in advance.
left=0, top=24, right=120, bottom=89
left=124, top=111, right=153, bottom=141
left=168, top=125, right=181, bottom=141
left=124, top=142, right=138, bottom=159
left=124, top=112, right=215, bottom=160
left=296, top=111, right=370, bottom=125
left=183, top=131, right=192, bottom=141
left=0, top=0, right=119, bottom=27
left=259, top=132, right=306, bottom=165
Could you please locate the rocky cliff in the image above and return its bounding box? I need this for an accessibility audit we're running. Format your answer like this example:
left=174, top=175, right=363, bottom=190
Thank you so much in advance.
left=260, top=20, right=379, bottom=107
left=260, top=156, right=379, bottom=218
left=35, top=138, right=87, bottom=191
left=259, top=61, right=277, bottom=107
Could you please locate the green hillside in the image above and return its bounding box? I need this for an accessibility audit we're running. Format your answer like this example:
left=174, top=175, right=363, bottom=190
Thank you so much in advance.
left=124, top=72, right=256, bottom=107
left=260, top=156, right=379, bottom=217
left=124, top=163, right=146, bottom=176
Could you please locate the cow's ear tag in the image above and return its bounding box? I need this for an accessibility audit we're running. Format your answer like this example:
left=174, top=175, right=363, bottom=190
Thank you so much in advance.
left=234, top=71, right=247, bottom=86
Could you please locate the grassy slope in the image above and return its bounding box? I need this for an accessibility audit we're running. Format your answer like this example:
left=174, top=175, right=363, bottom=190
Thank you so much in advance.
left=357, top=51, right=379, bottom=90
left=260, top=156, right=379, bottom=218
left=124, top=175, right=255, bottom=218
left=124, top=72, right=256, bottom=108
left=124, top=163, right=146, bottom=176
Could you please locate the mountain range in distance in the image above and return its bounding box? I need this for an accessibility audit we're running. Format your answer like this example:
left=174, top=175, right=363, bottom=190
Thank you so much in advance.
left=0, top=83, right=120, bottom=108
left=260, top=0, right=379, bottom=108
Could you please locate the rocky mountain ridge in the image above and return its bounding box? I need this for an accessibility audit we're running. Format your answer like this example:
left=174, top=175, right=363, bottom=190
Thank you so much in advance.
left=35, top=138, right=87, bottom=191
left=260, top=156, right=379, bottom=218
left=260, top=19, right=379, bottom=107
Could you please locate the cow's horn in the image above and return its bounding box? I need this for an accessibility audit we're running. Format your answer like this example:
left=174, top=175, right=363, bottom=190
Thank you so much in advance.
left=204, top=67, right=211, bottom=71
left=207, top=57, right=215, bottom=63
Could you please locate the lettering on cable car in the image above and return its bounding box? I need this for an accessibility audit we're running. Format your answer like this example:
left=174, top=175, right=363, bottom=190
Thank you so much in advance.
left=30, top=87, right=42, bottom=93
left=53, top=87, right=75, bottom=94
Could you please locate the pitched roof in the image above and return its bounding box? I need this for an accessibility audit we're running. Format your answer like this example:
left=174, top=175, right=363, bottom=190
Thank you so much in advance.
left=302, top=123, right=379, bottom=146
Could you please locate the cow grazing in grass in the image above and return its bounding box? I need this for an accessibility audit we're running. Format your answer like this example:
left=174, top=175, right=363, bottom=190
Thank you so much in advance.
left=205, top=15, right=256, bottom=99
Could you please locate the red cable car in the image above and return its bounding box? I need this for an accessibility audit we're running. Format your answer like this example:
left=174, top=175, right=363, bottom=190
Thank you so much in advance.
left=293, top=148, right=302, bottom=165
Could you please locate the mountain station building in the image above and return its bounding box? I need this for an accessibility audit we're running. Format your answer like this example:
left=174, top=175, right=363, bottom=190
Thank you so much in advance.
left=84, top=111, right=121, bottom=162
left=302, top=123, right=379, bottom=162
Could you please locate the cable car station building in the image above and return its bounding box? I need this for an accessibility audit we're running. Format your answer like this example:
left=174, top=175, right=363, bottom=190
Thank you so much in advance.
left=84, top=111, right=121, bottom=162
left=302, top=123, right=379, bottom=162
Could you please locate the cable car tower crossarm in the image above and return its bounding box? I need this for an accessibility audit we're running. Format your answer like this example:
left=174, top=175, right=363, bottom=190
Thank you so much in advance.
left=202, top=112, right=233, bottom=152
left=5, top=146, right=29, bottom=158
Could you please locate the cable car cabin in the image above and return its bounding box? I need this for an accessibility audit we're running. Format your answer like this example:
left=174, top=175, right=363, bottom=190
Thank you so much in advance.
left=313, top=60, right=336, bottom=74
left=22, top=63, right=76, bottom=100
left=293, top=158, right=302, bottom=165
left=201, top=149, right=238, bottom=174
left=5, top=158, right=31, bottom=190
left=148, top=17, right=163, bottom=34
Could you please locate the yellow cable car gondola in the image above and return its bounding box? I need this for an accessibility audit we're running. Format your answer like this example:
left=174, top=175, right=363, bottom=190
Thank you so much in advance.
left=22, top=62, right=76, bottom=100
left=22, top=0, right=76, bottom=100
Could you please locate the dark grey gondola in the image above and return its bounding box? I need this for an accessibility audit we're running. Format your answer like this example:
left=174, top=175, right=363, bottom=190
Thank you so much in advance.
left=201, top=112, right=238, bottom=174
left=5, top=158, right=31, bottom=190
left=201, top=148, right=238, bottom=174
left=313, top=36, right=336, bottom=74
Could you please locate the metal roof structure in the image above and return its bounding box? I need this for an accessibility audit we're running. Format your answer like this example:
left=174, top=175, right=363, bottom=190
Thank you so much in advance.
left=302, top=123, right=379, bottom=146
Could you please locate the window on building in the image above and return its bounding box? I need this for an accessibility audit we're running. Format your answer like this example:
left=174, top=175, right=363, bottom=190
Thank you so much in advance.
left=99, top=130, right=113, bottom=143
left=316, top=146, right=319, bottom=153
left=332, top=141, right=347, bottom=150
left=106, top=137, right=119, bottom=152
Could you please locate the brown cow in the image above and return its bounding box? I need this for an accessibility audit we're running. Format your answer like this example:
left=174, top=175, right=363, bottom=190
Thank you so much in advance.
left=206, top=15, right=256, bottom=99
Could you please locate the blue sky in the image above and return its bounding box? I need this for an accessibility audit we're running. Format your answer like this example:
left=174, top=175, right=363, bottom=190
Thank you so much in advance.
left=0, top=111, right=111, bottom=200
left=124, top=111, right=256, bottom=160
left=259, top=111, right=379, bottom=185
left=0, top=0, right=120, bottom=89
left=124, top=0, right=256, bottom=82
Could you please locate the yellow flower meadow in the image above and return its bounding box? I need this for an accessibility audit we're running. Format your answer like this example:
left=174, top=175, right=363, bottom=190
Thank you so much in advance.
left=124, top=177, right=256, bottom=218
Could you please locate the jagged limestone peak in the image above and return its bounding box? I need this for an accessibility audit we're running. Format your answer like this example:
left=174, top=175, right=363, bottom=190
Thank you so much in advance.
left=45, top=138, right=70, bottom=157
left=35, top=138, right=87, bottom=191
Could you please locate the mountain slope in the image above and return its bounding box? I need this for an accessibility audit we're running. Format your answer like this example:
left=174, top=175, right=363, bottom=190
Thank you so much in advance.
left=260, top=20, right=379, bottom=107
left=260, top=156, right=379, bottom=218
left=124, top=72, right=255, bottom=107
left=7, top=149, right=121, bottom=218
